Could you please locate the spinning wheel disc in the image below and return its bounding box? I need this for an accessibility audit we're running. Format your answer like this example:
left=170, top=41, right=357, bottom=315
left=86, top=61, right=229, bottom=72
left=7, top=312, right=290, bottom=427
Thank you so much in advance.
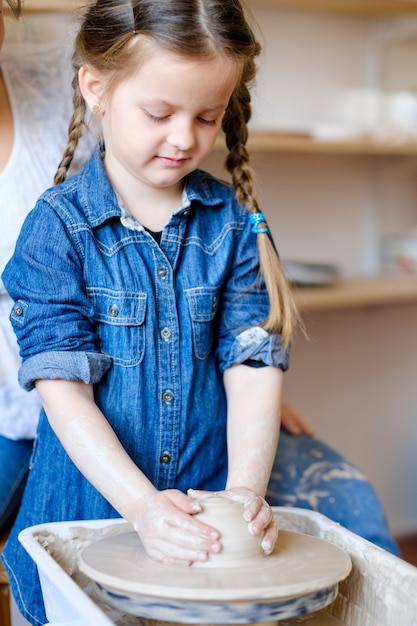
left=79, top=529, right=351, bottom=623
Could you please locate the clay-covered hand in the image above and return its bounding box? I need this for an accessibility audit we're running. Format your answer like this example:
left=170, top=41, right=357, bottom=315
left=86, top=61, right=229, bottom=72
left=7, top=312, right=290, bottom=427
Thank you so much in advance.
left=188, top=487, right=278, bottom=555
left=132, top=488, right=221, bottom=566
left=281, top=400, right=314, bottom=436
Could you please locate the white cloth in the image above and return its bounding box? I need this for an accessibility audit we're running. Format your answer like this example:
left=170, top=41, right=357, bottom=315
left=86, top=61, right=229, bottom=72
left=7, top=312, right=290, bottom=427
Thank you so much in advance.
left=0, top=27, right=94, bottom=439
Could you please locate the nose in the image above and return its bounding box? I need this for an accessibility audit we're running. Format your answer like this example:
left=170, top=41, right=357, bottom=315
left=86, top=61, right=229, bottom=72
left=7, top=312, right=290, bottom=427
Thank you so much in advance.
left=167, top=118, right=196, bottom=152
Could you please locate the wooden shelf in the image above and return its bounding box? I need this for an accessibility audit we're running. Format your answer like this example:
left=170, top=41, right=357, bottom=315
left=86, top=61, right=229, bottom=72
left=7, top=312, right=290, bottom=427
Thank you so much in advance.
left=293, top=275, right=417, bottom=312
left=13, top=0, right=417, bottom=14
left=216, top=132, right=417, bottom=156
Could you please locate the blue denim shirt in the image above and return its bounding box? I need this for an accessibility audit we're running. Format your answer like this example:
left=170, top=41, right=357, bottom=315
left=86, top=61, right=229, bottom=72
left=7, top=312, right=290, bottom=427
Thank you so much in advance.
left=2, top=146, right=289, bottom=493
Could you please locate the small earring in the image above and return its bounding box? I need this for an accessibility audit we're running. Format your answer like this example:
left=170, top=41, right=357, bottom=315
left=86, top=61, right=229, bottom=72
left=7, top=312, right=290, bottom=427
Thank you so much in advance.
left=92, top=103, right=101, bottom=115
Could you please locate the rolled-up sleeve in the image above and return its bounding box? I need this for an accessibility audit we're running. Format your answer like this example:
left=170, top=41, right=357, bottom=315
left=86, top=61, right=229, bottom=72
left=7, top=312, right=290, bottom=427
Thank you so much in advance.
left=216, top=213, right=290, bottom=373
left=18, top=350, right=111, bottom=391
left=221, top=325, right=289, bottom=372
left=2, top=198, right=112, bottom=390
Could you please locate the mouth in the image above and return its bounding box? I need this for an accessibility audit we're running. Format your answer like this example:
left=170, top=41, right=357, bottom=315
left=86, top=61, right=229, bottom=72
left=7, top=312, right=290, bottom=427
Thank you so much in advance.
left=157, top=156, right=190, bottom=167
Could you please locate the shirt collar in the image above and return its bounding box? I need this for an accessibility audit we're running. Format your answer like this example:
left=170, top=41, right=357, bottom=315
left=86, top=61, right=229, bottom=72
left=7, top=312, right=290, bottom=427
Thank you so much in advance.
left=79, top=145, right=224, bottom=229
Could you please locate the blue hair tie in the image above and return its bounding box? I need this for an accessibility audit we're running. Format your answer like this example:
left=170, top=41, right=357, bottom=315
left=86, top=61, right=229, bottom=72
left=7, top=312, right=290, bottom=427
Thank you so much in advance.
left=249, top=212, right=269, bottom=235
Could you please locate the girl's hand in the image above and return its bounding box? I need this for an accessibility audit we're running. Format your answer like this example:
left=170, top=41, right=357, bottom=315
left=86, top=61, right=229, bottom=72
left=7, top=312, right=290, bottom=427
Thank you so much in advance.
left=188, top=487, right=278, bottom=555
left=132, top=488, right=221, bottom=566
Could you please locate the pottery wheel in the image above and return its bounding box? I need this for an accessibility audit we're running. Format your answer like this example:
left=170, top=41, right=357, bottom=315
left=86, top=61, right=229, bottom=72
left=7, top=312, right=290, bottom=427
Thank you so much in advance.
left=79, top=529, right=352, bottom=623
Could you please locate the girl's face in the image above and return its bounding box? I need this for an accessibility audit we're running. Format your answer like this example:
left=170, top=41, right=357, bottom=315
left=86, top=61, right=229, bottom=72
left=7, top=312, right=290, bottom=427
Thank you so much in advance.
left=81, top=44, right=240, bottom=196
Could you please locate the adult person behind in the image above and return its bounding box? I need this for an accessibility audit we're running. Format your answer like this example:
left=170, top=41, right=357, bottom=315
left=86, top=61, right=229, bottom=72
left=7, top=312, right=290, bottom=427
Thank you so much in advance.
left=0, top=0, right=398, bottom=564
left=0, top=0, right=93, bottom=530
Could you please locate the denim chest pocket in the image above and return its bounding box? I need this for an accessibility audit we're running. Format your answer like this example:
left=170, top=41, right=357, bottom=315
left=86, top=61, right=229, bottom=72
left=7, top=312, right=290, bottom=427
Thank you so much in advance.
left=186, top=286, right=220, bottom=360
left=87, top=287, right=147, bottom=366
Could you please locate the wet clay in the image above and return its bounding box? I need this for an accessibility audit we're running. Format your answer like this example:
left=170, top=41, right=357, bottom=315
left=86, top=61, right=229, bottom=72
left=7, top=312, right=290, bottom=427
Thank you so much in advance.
left=191, top=494, right=264, bottom=567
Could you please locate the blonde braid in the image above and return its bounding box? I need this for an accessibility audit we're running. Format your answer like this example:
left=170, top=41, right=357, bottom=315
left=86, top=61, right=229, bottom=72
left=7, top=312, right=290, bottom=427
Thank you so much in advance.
left=54, top=73, right=88, bottom=185
left=222, top=87, right=299, bottom=348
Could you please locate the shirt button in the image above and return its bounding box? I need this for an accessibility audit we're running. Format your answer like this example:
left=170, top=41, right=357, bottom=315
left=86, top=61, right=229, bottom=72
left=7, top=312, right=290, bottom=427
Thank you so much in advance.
left=163, top=390, right=174, bottom=404
left=183, top=210, right=190, bottom=218
left=109, top=304, right=119, bottom=317
left=160, top=451, right=172, bottom=464
left=14, top=305, right=23, bottom=316
left=161, top=327, right=171, bottom=341
left=212, top=296, right=218, bottom=312
left=158, top=266, right=167, bottom=278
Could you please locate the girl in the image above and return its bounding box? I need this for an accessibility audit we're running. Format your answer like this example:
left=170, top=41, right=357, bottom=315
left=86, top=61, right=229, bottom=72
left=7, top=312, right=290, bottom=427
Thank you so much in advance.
left=1, top=1, right=399, bottom=624
left=2, top=0, right=297, bottom=623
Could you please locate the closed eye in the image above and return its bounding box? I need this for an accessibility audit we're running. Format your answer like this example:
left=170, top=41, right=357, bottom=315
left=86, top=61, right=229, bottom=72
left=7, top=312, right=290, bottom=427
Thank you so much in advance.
left=146, top=113, right=170, bottom=123
left=144, top=111, right=220, bottom=126
left=198, top=117, right=218, bottom=126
